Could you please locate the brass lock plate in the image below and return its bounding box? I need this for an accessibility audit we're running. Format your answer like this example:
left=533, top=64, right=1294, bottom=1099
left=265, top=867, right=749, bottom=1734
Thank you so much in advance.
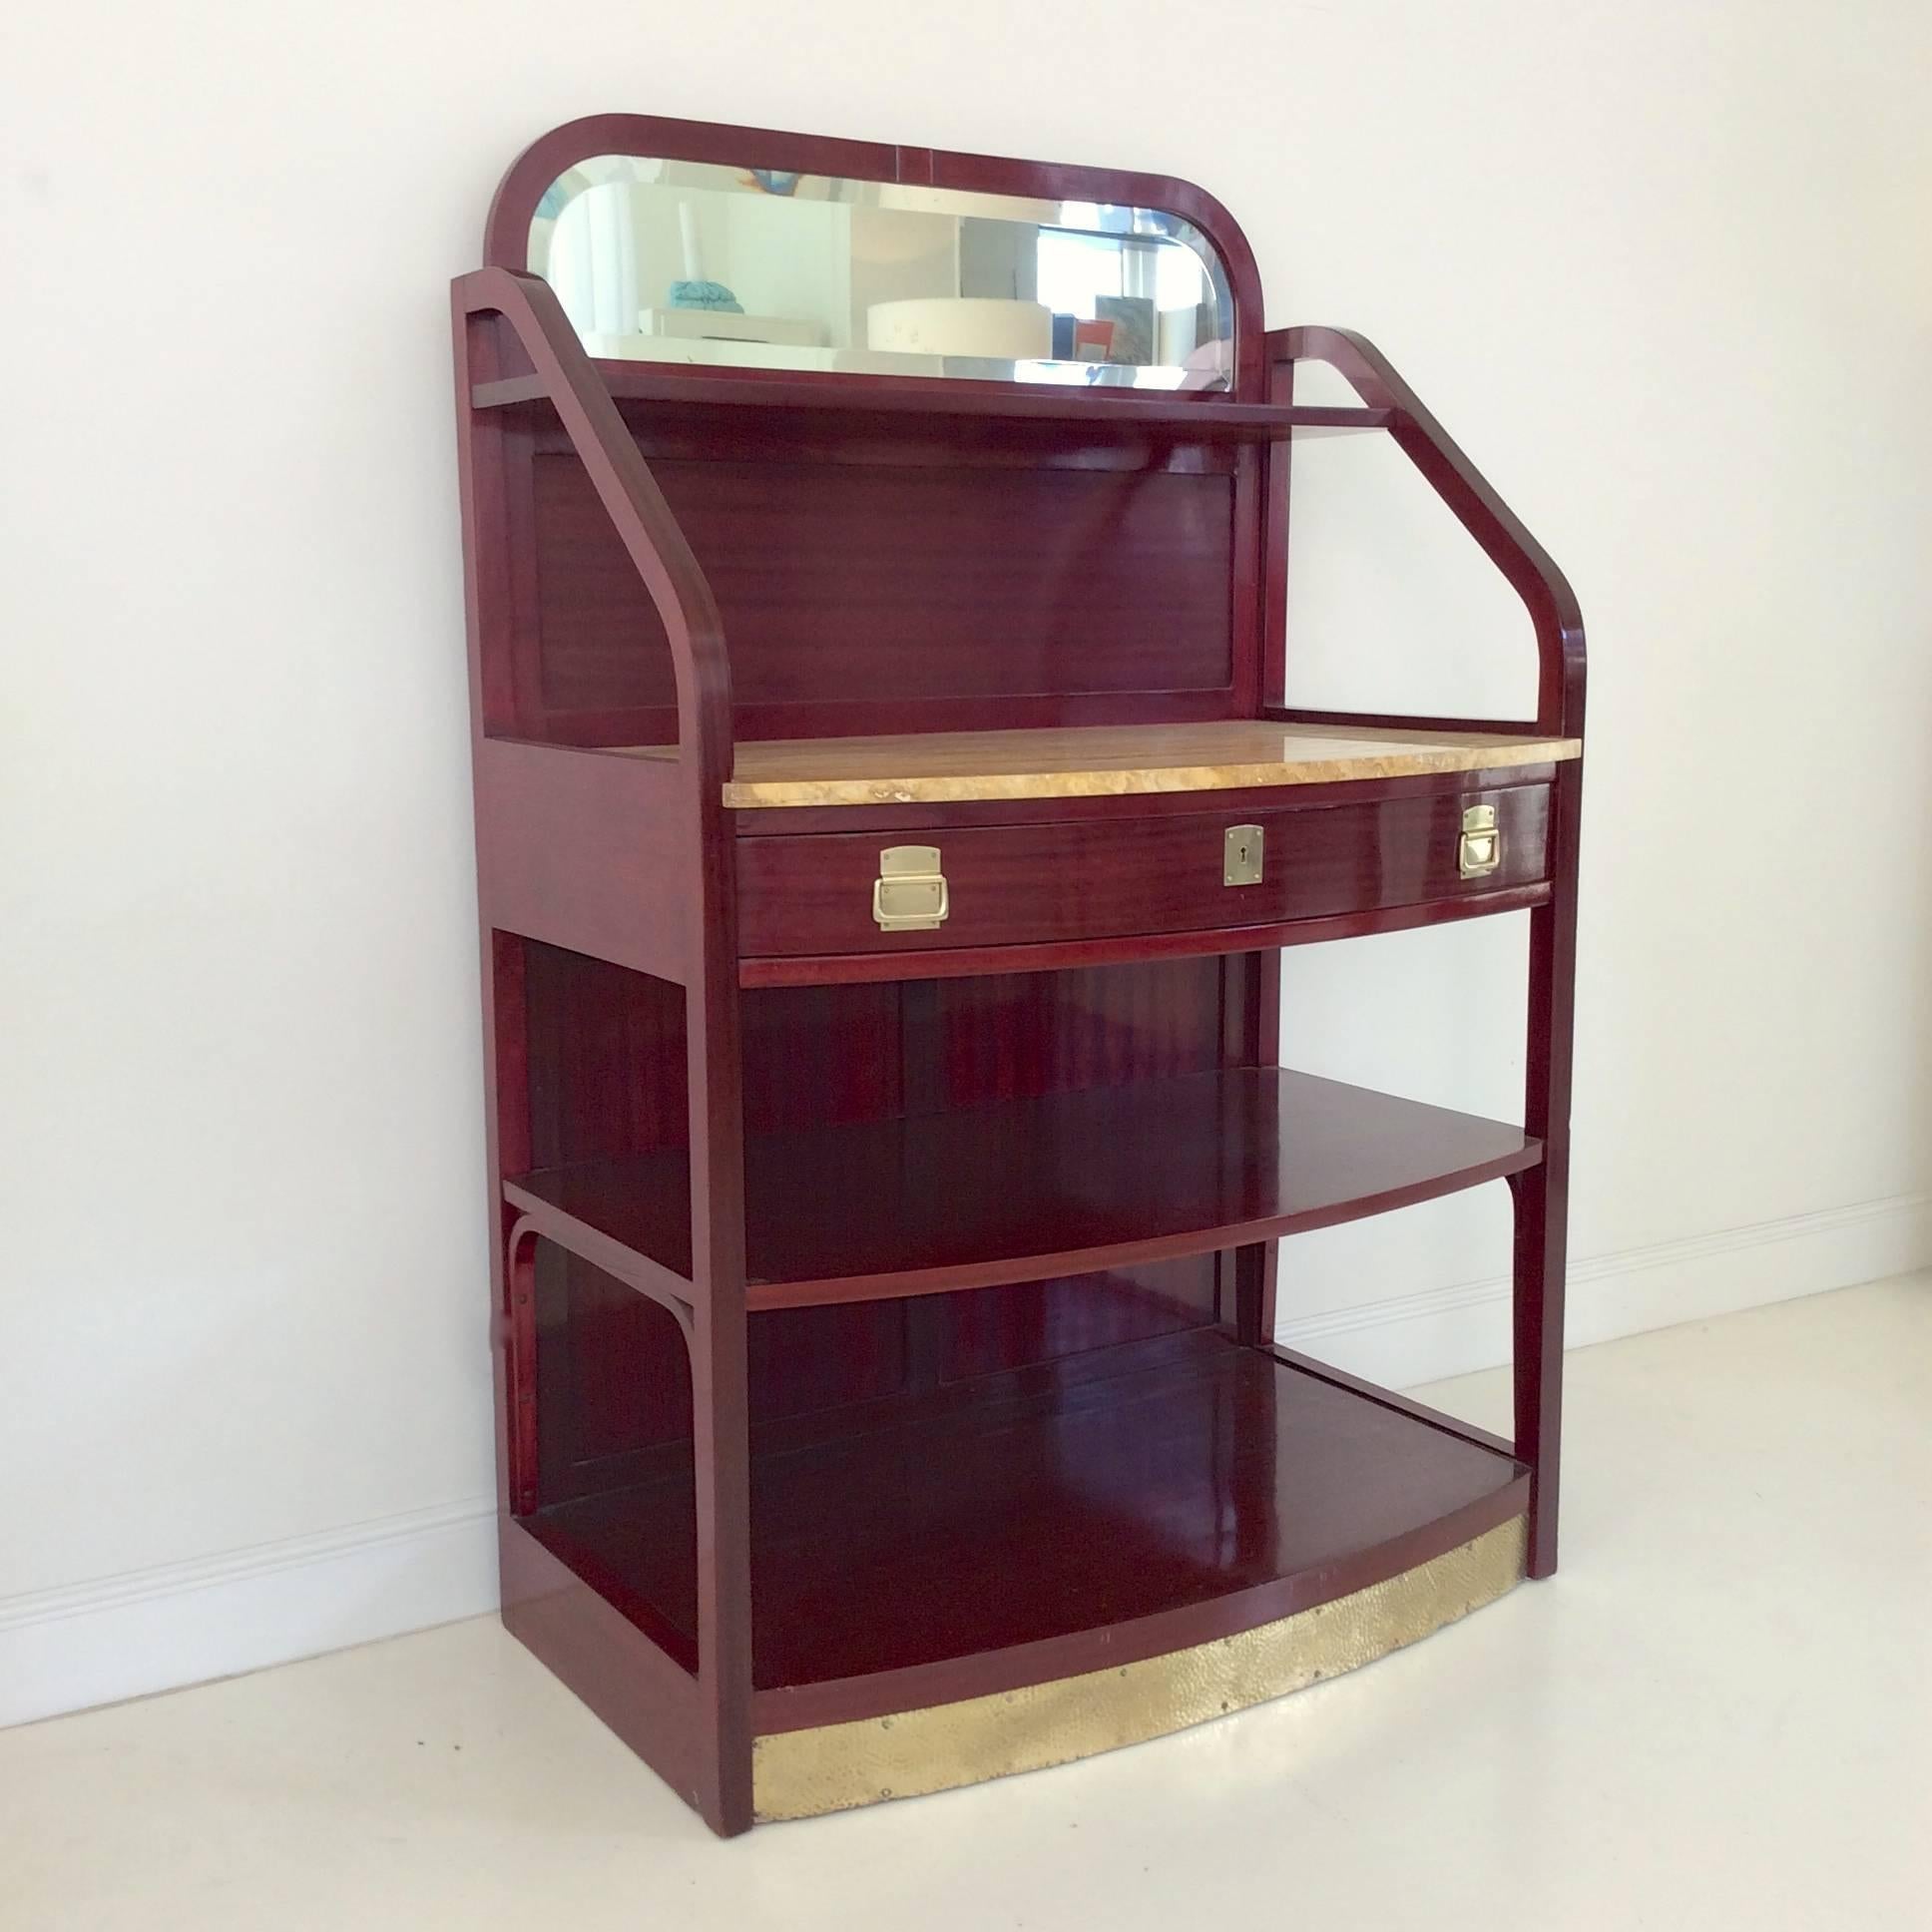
left=1458, top=803, right=1502, bottom=880
left=1223, top=824, right=1264, bottom=886
left=873, top=845, right=948, bottom=931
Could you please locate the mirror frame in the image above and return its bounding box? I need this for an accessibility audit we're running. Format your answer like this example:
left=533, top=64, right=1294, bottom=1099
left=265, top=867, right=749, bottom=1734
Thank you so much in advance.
left=484, top=113, right=1266, bottom=398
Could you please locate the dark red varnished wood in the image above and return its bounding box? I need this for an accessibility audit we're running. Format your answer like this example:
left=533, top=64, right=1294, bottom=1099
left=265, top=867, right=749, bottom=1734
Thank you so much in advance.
left=1266, top=1344, right=1515, bottom=1459
left=499, top=1516, right=706, bottom=1808
left=528, top=450, right=1237, bottom=742
left=455, top=265, right=753, bottom=1832
left=1513, top=753, right=1583, bottom=1575
left=476, top=738, right=688, bottom=980
left=457, top=115, right=1585, bottom=1835
left=522, top=1336, right=1525, bottom=1720
left=504, top=1069, right=1541, bottom=1308
left=736, top=784, right=1550, bottom=959
left=474, top=364, right=1389, bottom=439
left=738, top=884, right=1552, bottom=989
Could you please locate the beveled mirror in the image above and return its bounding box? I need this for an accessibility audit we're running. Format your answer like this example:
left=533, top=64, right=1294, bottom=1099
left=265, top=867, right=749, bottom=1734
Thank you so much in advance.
left=524, top=155, right=1237, bottom=390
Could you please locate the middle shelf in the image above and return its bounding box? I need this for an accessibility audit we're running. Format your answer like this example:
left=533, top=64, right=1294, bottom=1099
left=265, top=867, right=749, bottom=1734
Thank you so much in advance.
left=505, top=1067, right=1541, bottom=1311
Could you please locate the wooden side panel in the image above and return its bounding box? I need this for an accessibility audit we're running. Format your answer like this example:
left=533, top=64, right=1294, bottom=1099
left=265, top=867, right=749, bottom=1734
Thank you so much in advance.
left=523, top=946, right=690, bottom=1499
left=528, top=452, right=1236, bottom=739
left=500, top=1517, right=706, bottom=1801
left=476, top=738, right=689, bottom=982
left=519, top=950, right=1231, bottom=1492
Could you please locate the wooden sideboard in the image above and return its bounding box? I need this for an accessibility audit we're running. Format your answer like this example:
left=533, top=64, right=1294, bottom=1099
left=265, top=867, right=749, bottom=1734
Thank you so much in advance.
left=453, top=113, right=1585, bottom=1836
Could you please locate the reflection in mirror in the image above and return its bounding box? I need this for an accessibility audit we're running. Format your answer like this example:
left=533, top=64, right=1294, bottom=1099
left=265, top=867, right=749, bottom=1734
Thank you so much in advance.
left=530, top=157, right=1235, bottom=389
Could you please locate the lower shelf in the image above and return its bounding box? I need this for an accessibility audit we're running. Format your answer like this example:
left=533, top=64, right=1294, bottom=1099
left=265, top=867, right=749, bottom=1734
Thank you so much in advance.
left=522, top=1330, right=1528, bottom=1792
left=751, top=1512, right=1526, bottom=1820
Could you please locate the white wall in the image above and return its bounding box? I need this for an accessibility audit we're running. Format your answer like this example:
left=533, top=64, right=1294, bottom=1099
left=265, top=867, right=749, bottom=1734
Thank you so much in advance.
left=3, top=1, right=1928, bottom=1724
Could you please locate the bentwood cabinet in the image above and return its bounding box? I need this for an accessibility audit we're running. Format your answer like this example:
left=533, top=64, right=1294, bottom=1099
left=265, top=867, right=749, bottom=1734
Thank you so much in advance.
left=452, top=113, right=1585, bottom=1836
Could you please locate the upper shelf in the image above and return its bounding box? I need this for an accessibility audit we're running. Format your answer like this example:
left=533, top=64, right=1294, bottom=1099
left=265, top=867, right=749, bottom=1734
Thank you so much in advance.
left=470, top=361, right=1392, bottom=442
left=619, top=720, right=1583, bottom=809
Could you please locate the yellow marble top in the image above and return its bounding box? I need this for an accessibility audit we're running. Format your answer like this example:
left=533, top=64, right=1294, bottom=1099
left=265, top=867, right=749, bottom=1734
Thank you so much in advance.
left=620, top=721, right=1581, bottom=809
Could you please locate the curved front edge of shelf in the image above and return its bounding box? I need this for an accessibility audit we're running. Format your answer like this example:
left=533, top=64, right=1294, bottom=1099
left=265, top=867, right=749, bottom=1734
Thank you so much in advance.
left=751, top=1513, right=1528, bottom=1822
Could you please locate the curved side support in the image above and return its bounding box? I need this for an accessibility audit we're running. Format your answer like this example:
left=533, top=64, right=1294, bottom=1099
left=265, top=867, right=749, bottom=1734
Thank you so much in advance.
left=501, top=1212, right=698, bottom=1518
left=501, top=1216, right=542, bottom=1518
left=1270, top=326, right=1584, bottom=1577
left=1269, top=324, right=1586, bottom=737
left=452, top=264, right=735, bottom=792
left=456, top=265, right=751, bottom=1829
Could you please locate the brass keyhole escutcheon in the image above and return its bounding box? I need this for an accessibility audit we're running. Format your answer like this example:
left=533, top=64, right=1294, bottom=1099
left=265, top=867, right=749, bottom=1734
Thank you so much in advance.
left=1458, top=804, right=1502, bottom=880
left=1223, top=824, right=1264, bottom=886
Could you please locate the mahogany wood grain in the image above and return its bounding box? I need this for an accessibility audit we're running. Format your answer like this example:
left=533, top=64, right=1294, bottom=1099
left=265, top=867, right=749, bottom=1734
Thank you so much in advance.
left=457, top=266, right=753, bottom=1831
left=938, top=1259, right=1218, bottom=1384
left=473, top=364, right=1389, bottom=439
left=738, top=884, right=1552, bottom=989
left=504, top=1068, right=1541, bottom=1308
left=1513, top=753, right=1583, bottom=1575
left=614, top=418, right=1241, bottom=478
left=1266, top=1343, right=1515, bottom=1460
left=517, top=951, right=1230, bottom=1494
left=528, top=451, right=1236, bottom=730
left=736, top=783, right=1550, bottom=959
left=476, top=738, right=688, bottom=981
left=499, top=1516, right=704, bottom=1802
left=522, top=1336, right=1524, bottom=1715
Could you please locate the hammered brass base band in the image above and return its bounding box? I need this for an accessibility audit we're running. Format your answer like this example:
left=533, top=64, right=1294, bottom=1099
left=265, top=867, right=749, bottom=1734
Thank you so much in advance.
left=752, top=1514, right=1527, bottom=1821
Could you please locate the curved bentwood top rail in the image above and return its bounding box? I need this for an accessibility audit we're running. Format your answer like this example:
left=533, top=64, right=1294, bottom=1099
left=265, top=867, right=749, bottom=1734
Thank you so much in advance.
left=453, top=265, right=736, bottom=799
left=480, top=112, right=1267, bottom=395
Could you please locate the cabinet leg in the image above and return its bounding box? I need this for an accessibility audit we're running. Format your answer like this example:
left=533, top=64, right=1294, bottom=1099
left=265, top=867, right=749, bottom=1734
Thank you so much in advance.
left=686, top=967, right=753, bottom=1836
left=1508, top=1164, right=1566, bottom=1578
left=689, top=1300, right=753, bottom=1834
left=1229, top=1241, right=1277, bottom=1345
left=1516, top=762, right=1580, bottom=1581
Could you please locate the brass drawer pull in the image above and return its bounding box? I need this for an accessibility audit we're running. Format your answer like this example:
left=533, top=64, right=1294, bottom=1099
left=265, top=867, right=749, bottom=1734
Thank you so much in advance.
left=873, top=845, right=949, bottom=931
left=1458, top=804, right=1502, bottom=879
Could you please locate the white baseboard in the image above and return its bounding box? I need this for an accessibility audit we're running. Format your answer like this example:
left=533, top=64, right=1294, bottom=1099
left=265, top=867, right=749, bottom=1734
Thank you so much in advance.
left=1279, top=1189, right=1932, bottom=1390
left=0, top=1497, right=499, bottom=1729
left=5, top=1191, right=1925, bottom=1733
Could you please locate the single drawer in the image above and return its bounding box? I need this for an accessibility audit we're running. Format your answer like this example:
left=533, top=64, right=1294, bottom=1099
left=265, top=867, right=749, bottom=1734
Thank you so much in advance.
left=736, top=783, right=1551, bottom=959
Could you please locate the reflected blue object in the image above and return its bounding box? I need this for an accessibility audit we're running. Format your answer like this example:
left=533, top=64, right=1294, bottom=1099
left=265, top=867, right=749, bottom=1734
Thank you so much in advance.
left=668, top=280, right=744, bottom=312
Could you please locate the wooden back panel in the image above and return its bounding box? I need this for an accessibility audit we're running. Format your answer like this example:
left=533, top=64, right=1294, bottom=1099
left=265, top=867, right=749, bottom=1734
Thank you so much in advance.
left=523, top=443, right=1243, bottom=745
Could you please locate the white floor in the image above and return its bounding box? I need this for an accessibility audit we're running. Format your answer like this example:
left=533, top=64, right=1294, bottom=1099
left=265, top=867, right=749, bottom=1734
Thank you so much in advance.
left=4, top=1276, right=1926, bottom=1931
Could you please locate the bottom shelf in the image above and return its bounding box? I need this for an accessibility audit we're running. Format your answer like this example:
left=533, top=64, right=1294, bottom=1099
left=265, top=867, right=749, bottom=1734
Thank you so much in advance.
left=751, top=1512, right=1525, bottom=1820
left=524, top=1331, right=1527, bottom=1743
